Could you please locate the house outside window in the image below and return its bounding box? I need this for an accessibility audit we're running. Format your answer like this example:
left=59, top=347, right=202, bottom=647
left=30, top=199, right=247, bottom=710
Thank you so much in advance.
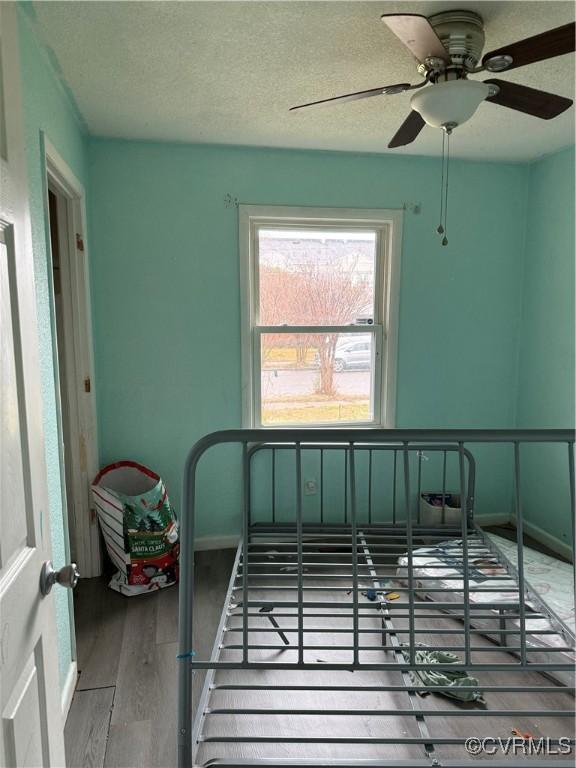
left=240, top=206, right=402, bottom=428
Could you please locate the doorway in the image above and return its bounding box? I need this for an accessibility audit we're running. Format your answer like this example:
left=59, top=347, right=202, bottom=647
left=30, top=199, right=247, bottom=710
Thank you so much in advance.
left=44, top=137, right=101, bottom=581
left=48, top=184, right=77, bottom=560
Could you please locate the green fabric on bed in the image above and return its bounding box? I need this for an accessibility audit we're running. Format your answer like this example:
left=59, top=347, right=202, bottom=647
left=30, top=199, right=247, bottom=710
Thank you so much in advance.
left=400, top=644, right=485, bottom=703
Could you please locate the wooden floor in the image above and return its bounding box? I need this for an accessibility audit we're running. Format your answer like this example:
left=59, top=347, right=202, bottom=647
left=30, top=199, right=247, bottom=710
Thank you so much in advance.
left=66, top=544, right=574, bottom=768
left=196, top=568, right=574, bottom=766
left=64, top=549, right=236, bottom=768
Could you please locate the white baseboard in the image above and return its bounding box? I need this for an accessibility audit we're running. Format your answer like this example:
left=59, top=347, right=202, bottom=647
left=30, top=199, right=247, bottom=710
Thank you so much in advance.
left=522, top=520, right=573, bottom=562
left=61, top=661, right=78, bottom=721
left=194, top=535, right=240, bottom=551
left=474, top=512, right=510, bottom=526
left=474, top=515, right=572, bottom=561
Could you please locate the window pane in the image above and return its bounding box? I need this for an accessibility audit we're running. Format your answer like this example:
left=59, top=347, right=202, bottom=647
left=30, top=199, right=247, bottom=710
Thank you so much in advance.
left=260, top=332, right=375, bottom=426
left=258, top=228, right=376, bottom=326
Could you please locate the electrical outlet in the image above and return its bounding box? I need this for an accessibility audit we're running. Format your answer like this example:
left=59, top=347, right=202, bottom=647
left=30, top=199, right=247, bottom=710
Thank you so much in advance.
left=304, top=479, right=317, bottom=496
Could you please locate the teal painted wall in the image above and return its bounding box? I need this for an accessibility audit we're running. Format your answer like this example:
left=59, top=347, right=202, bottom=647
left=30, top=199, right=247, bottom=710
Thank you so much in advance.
left=516, top=147, right=575, bottom=548
left=17, top=2, right=574, bottom=698
left=18, top=5, right=87, bottom=690
left=87, top=139, right=528, bottom=537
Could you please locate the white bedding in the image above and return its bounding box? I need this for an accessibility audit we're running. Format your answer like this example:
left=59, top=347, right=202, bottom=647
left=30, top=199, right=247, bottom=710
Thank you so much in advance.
left=485, top=533, right=574, bottom=634
left=396, top=533, right=574, bottom=685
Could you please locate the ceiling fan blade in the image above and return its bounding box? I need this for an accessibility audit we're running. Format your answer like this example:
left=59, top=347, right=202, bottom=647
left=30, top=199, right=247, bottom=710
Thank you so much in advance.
left=482, top=22, right=575, bottom=71
left=381, top=14, right=449, bottom=64
left=289, top=83, right=411, bottom=111
left=485, top=79, right=573, bottom=119
left=388, top=111, right=426, bottom=148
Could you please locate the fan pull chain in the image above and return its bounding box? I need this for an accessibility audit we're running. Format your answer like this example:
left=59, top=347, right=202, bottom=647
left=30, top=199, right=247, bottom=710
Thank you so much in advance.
left=437, top=124, right=452, bottom=246
left=443, top=129, right=450, bottom=246
left=437, top=130, right=445, bottom=236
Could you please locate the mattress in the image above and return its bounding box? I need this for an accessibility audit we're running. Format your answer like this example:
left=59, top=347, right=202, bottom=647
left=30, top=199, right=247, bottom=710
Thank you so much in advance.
left=485, top=533, right=574, bottom=635
left=396, top=533, right=575, bottom=686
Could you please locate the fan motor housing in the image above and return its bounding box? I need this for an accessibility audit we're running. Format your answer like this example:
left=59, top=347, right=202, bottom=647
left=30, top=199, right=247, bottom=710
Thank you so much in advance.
left=422, top=10, right=485, bottom=75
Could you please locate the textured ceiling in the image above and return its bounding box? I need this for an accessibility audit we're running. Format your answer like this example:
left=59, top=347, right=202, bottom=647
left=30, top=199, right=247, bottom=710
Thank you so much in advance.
left=32, top=1, right=575, bottom=160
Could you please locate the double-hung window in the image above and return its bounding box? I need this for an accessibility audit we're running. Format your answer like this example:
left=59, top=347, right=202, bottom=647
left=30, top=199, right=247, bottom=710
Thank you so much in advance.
left=240, top=206, right=402, bottom=428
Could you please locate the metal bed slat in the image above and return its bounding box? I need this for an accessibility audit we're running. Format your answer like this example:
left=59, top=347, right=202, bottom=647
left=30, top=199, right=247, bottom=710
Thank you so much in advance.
left=368, top=449, right=372, bottom=524
left=442, top=450, right=447, bottom=525
left=296, top=442, right=304, bottom=665
left=220, top=644, right=574, bottom=653
left=242, top=443, right=250, bottom=664
left=205, top=708, right=574, bottom=718
left=344, top=449, right=348, bottom=524
left=403, top=444, right=416, bottom=665
left=358, top=531, right=434, bottom=759
left=227, top=616, right=554, bottom=624
left=223, top=627, right=564, bottom=636
left=189, top=660, right=575, bottom=671
left=232, top=585, right=530, bottom=592
left=242, top=536, right=485, bottom=540
left=513, top=442, right=527, bottom=666
left=570, top=441, right=575, bottom=604
left=241, top=564, right=509, bottom=571
left=271, top=448, right=276, bottom=524
left=349, top=445, right=359, bottom=664
left=458, top=443, right=471, bottom=666
left=206, top=761, right=576, bottom=768
left=231, top=599, right=569, bottom=610
left=234, top=576, right=524, bottom=587
left=198, top=736, right=576, bottom=745
left=211, top=683, right=576, bottom=692
left=392, top=450, right=397, bottom=525
left=320, top=449, right=324, bottom=524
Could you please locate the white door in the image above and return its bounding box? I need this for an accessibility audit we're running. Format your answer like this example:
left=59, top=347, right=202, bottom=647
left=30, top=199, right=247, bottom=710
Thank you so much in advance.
left=0, top=3, right=67, bottom=766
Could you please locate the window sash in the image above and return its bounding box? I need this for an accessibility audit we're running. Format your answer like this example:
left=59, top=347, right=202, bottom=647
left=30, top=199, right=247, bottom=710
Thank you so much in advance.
left=253, top=325, right=383, bottom=429
left=253, top=222, right=385, bottom=329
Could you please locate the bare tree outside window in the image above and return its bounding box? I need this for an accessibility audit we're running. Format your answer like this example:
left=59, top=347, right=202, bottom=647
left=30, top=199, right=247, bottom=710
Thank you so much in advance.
left=257, top=229, right=377, bottom=425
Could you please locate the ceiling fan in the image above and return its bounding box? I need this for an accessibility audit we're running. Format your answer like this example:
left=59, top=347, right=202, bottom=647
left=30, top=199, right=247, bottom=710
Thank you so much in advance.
left=289, top=11, right=575, bottom=148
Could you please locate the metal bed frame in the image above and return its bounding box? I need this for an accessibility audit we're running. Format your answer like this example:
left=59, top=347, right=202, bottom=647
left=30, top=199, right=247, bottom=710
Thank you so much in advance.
left=177, top=429, right=576, bottom=768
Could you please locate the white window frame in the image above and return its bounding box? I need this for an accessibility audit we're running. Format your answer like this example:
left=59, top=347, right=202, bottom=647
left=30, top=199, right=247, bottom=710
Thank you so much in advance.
left=239, top=205, right=403, bottom=429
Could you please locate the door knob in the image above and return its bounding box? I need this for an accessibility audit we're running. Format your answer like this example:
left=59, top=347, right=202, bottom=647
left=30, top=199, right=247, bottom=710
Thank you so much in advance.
left=40, top=561, right=80, bottom=596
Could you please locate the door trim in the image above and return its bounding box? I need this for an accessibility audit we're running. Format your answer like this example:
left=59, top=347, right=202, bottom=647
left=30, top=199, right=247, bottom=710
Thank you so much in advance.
left=41, top=134, right=101, bottom=579
left=61, top=660, right=78, bottom=721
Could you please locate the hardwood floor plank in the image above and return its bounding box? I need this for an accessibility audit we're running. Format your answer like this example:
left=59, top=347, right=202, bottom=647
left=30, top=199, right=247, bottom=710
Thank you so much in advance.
left=75, top=578, right=127, bottom=691
left=73, top=578, right=107, bottom=678
left=192, top=549, right=236, bottom=658
left=64, top=687, right=114, bottom=768
left=155, top=583, right=179, bottom=644
left=149, top=642, right=178, bottom=768
left=104, top=720, right=151, bottom=768
left=68, top=549, right=235, bottom=768
left=111, top=592, right=160, bottom=725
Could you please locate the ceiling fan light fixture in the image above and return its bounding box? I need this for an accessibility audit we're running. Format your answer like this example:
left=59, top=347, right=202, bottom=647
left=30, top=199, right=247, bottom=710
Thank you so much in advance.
left=410, top=80, right=491, bottom=128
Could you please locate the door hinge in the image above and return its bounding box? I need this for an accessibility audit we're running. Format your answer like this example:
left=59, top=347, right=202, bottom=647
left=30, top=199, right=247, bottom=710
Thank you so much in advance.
left=76, top=234, right=85, bottom=252
left=84, top=377, right=91, bottom=393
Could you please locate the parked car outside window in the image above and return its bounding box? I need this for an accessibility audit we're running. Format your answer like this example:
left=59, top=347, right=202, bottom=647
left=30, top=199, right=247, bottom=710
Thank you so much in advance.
left=313, top=337, right=372, bottom=372
left=333, top=340, right=371, bottom=371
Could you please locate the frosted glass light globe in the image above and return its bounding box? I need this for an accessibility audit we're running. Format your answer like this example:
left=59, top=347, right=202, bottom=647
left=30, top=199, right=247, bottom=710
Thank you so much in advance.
left=411, top=80, right=491, bottom=128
